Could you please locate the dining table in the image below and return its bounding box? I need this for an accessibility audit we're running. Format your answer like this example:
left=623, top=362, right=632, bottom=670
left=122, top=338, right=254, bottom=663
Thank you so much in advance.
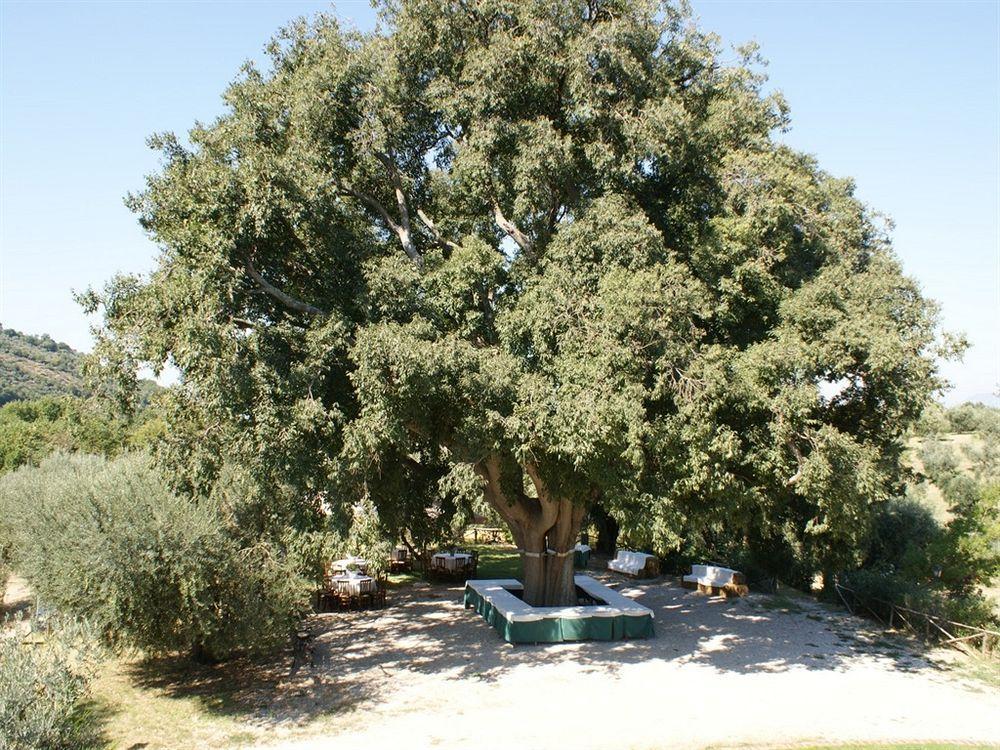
left=328, top=570, right=375, bottom=595
left=431, top=551, right=473, bottom=571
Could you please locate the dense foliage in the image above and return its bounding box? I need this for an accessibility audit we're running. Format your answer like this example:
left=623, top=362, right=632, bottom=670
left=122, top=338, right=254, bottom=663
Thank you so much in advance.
left=0, top=395, right=165, bottom=476
left=85, top=0, right=953, bottom=605
left=0, top=327, right=87, bottom=406
left=914, top=400, right=1000, bottom=438
left=0, top=618, right=103, bottom=750
left=0, top=453, right=309, bottom=661
left=839, top=401, right=1000, bottom=628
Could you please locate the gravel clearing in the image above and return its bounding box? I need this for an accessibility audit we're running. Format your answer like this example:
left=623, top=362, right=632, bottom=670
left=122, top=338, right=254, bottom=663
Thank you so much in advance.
left=251, top=574, right=1000, bottom=749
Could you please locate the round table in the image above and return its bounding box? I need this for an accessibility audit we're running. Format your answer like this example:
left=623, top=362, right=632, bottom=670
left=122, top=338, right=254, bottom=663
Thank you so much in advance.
left=329, top=571, right=375, bottom=595
left=431, top=552, right=472, bottom=571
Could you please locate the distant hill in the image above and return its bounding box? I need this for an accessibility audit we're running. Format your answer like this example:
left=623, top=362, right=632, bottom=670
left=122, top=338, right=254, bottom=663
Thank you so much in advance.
left=0, top=326, right=88, bottom=405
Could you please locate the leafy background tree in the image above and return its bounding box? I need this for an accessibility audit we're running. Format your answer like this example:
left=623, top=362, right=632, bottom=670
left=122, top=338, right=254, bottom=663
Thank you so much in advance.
left=0, top=395, right=164, bottom=475
left=0, top=453, right=308, bottom=662
left=81, top=0, right=957, bottom=606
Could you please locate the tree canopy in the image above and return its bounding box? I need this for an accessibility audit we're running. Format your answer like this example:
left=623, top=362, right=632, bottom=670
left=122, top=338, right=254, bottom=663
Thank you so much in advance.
left=85, top=0, right=954, bottom=605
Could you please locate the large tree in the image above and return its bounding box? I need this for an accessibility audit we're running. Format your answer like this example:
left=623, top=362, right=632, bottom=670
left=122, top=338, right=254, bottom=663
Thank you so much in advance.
left=86, top=0, right=953, bottom=605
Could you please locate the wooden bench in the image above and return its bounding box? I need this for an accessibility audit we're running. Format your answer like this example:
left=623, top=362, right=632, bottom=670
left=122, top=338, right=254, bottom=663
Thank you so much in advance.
left=682, top=564, right=748, bottom=598
left=608, top=550, right=660, bottom=578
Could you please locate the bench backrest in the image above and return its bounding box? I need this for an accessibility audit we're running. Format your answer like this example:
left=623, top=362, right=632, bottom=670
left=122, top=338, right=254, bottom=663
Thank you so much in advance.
left=691, top=564, right=738, bottom=581
left=611, top=551, right=654, bottom=571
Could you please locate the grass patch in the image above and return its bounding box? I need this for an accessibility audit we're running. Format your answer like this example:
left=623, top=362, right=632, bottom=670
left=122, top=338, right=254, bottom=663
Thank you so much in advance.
left=757, top=593, right=805, bottom=613
left=952, top=653, right=1000, bottom=691
left=89, top=658, right=259, bottom=750
left=467, top=544, right=522, bottom=579
left=387, top=571, right=421, bottom=588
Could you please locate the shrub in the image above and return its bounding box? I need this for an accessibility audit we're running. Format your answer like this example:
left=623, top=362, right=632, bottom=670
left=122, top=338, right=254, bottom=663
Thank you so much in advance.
left=947, top=402, right=1000, bottom=435
left=0, top=453, right=308, bottom=661
left=0, top=617, right=103, bottom=750
left=866, top=497, right=942, bottom=580
left=912, top=403, right=950, bottom=436
left=839, top=567, right=997, bottom=631
left=918, top=439, right=960, bottom=486
left=0, top=520, right=10, bottom=604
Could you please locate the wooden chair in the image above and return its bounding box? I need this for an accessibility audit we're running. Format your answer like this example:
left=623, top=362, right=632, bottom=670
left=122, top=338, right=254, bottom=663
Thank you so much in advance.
left=317, top=575, right=339, bottom=612
left=389, top=547, right=412, bottom=573
left=373, top=576, right=388, bottom=608
left=357, top=578, right=376, bottom=609
left=427, top=553, right=447, bottom=581
left=334, top=581, right=353, bottom=611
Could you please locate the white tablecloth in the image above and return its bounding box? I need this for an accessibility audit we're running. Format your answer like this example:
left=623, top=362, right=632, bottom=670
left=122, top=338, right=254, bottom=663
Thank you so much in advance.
left=432, top=552, right=472, bottom=571
left=329, top=572, right=375, bottom=595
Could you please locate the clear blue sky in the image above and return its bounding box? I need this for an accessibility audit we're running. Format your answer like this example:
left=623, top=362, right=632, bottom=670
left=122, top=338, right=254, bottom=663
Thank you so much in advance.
left=1, top=1, right=997, bottom=404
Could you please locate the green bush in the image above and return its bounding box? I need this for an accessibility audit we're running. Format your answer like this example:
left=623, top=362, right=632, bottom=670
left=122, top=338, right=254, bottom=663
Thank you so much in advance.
left=0, top=518, right=10, bottom=604
left=912, top=403, right=950, bottom=436
left=866, top=497, right=942, bottom=580
left=839, top=567, right=997, bottom=631
left=918, top=439, right=960, bottom=485
left=0, top=453, right=308, bottom=661
left=947, top=402, right=1000, bottom=435
left=0, top=618, right=103, bottom=750
left=0, top=395, right=164, bottom=477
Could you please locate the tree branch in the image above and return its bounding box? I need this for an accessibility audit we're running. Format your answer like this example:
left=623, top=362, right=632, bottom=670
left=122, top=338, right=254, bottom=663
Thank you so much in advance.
left=493, top=200, right=533, bottom=253
left=334, top=174, right=423, bottom=269
left=416, top=209, right=462, bottom=253
left=335, top=180, right=400, bottom=233
left=785, top=438, right=805, bottom=487
left=524, top=461, right=560, bottom=530
left=375, top=152, right=418, bottom=262
left=243, top=257, right=326, bottom=317
left=475, top=455, right=531, bottom=531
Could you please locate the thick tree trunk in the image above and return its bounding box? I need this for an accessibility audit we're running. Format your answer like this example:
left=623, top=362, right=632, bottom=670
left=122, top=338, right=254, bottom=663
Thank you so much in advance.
left=475, top=455, right=587, bottom=607
left=518, top=524, right=579, bottom=606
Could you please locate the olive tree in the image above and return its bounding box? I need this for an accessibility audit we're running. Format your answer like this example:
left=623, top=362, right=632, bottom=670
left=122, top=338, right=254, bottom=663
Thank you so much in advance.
left=85, top=0, right=954, bottom=605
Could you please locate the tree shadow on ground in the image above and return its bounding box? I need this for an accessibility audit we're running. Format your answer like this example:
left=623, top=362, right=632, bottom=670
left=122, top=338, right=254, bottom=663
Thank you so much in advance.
left=71, top=697, right=119, bottom=750
left=122, top=570, right=951, bottom=730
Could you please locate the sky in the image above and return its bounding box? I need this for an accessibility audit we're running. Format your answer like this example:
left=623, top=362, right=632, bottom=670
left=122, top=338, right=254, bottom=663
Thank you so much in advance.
left=0, top=0, right=997, bottom=405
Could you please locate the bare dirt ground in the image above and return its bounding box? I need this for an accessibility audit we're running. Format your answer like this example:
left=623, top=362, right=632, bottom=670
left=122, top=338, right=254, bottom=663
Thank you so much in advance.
left=244, top=574, right=1000, bottom=750
left=5, top=572, right=998, bottom=749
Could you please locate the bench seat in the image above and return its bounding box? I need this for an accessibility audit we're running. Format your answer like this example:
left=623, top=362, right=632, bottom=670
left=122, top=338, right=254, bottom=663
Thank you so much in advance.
left=682, top=564, right=748, bottom=597
left=608, top=550, right=659, bottom=578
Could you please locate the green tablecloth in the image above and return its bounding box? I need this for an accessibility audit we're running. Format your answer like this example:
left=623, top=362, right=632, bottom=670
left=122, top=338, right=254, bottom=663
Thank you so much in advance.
left=464, top=583, right=654, bottom=644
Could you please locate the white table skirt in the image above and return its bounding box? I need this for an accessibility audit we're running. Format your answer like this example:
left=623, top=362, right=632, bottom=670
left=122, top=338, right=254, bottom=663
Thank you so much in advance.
left=329, top=574, right=375, bottom=595
left=432, top=552, right=472, bottom=571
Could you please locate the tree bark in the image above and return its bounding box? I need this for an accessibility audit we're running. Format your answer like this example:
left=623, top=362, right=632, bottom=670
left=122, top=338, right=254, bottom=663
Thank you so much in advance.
left=475, top=455, right=586, bottom=606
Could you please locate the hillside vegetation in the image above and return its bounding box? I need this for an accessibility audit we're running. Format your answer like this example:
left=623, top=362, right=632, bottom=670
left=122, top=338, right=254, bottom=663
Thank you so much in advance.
left=0, top=326, right=87, bottom=405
